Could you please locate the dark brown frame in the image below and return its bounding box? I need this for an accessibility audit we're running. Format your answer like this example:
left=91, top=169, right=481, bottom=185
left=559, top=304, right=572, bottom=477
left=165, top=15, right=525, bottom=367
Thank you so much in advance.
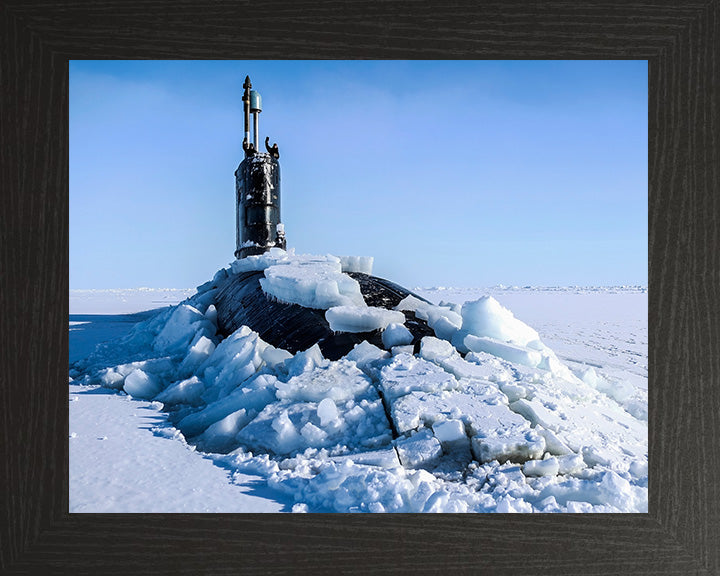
left=1, top=1, right=718, bottom=574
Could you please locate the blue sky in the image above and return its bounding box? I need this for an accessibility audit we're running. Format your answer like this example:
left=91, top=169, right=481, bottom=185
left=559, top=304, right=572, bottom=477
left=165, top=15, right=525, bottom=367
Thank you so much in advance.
left=70, top=60, right=647, bottom=289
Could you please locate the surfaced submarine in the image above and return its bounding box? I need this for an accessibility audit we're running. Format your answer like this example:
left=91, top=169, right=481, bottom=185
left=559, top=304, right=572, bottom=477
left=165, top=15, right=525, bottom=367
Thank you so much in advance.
left=214, top=77, right=434, bottom=360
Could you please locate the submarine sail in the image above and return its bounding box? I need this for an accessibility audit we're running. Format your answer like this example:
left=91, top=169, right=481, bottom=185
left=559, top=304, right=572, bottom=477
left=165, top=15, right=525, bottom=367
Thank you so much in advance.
left=235, top=76, right=285, bottom=259
left=215, top=77, right=433, bottom=360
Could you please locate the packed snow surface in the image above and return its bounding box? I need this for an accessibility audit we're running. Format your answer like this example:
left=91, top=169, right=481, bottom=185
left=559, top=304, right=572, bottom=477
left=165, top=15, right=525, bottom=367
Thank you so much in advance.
left=70, top=253, right=647, bottom=513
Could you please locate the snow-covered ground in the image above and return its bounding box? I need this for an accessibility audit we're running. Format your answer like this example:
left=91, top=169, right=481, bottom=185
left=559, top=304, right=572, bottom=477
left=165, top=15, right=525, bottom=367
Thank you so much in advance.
left=69, top=253, right=647, bottom=513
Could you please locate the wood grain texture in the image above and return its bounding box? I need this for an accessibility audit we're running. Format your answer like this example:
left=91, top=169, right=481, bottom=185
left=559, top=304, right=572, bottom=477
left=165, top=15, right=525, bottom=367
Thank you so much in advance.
left=1, top=0, right=718, bottom=574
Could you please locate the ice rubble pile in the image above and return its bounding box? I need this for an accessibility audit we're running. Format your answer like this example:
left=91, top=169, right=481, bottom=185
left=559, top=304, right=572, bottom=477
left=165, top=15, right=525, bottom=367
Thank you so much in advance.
left=230, top=248, right=398, bottom=332
left=70, top=250, right=648, bottom=513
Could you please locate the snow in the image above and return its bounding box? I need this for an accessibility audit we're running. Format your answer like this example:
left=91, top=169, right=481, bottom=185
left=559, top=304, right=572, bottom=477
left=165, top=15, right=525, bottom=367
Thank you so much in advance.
left=69, top=255, right=647, bottom=513
left=69, top=383, right=290, bottom=512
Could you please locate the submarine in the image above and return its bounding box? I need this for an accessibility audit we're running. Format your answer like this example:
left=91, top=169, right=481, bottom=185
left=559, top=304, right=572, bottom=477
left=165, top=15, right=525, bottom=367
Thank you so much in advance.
left=214, top=76, right=434, bottom=361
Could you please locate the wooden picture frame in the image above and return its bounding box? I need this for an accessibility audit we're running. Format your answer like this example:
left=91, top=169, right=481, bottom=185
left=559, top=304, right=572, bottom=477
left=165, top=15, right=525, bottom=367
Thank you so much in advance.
left=1, top=1, right=717, bottom=574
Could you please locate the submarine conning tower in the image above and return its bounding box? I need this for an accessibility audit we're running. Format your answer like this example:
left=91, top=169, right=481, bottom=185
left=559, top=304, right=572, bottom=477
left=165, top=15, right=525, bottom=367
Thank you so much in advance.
left=235, top=76, right=286, bottom=260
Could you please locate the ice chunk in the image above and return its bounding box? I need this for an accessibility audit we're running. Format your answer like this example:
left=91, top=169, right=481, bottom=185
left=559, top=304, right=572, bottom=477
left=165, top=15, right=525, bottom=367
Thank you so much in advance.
left=230, top=247, right=289, bottom=274
left=184, top=289, right=216, bottom=315
left=386, top=374, right=539, bottom=464
left=596, top=470, right=638, bottom=511
left=343, top=341, right=389, bottom=372
left=177, top=374, right=278, bottom=437
left=276, top=360, right=372, bottom=403
left=326, top=306, right=405, bottom=333
left=97, top=357, right=177, bottom=391
left=97, top=367, right=125, bottom=389
left=464, top=335, right=542, bottom=368
left=238, top=404, right=309, bottom=455
left=419, top=337, right=509, bottom=382
left=429, top=315, right=460, bottom=341
left=395, top=429, right=442, bottom=468
left=465, top=334, right=575, bottom=382
left=381, top=323, right=413, bottom=349
left=300, top=422, right=328, bottom=445
left=395, top=296, right=461, bottom=342
left=239, top=397, right=390, bottom=455
left=331, top=448, right=400, bottom=469
left=153, top=304, right=215, bottom=356
left=154, top=375, right=205, bottom=406
left=536, top=350, right=577, bottom=381
left=196, top=279, right=214, bottom=294
left=204, top=304, right=218, bottom=326
left=212, top=267, right=228, bottom=285
left=464, top=351, right=514, bottom=381
left=498, top=382, right=527, bottom=403
left=629, top=459, right=648, bottom=480
left=523, top=457, right=559, bottom=477
left=379, top=354, right=460, bottom=402
left=557, top=453, right=585, bottom=475
left=395, top=295, right=429, bottom=315
left=418, top=336, right=455, bottom=361
left=438, top=300, right=462, bottom=314
left=179, top=334, right=216, bottom=376
left=260, top=256, right=366, bottom=309
left=450, top=329, right=470, bottom=354
left=282, top=344, right=328, bottom=378
left=317, top=398, right=339, bottom=426
left=391, top=345, right=415, bottom=356
left=471, top=429, right=546, bottom=464
left=566, top=501, right=594, bottom=513
left=461, top=296, right=540, bottom=347
left=271, top=410, right=303, bottom=454
left=261, top=345, right=293, bottom=368
left=390, top=388, right=489, bottom=436
left=199, top=328, right=268, bottom=401
left=496, top=496, right=533, bottom=513
left=426, top=307, right=462, bottom=339
left=509, top=398, right=566, bottom=432
left=194, top=409, right=252, bottom=453
left=432, top=419, right=467, bottom=447
left=535, top=426, right=572, bottom=456
left=123, top=369, right=162, bottom=400
left=339, top=256, right=374, bottom=275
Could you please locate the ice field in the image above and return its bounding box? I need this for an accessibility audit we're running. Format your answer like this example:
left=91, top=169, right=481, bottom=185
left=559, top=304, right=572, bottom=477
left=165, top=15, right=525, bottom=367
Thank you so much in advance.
left=69, top=251, right=647, bottom=513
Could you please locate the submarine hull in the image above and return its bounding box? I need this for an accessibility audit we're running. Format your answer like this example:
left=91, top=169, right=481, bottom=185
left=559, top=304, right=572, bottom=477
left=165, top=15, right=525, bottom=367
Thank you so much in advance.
left=214, top=271, right=434, bottom=361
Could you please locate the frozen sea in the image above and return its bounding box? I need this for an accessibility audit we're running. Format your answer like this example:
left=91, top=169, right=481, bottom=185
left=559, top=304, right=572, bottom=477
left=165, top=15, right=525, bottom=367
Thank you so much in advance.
left=69, top=279, right=647, bottom=513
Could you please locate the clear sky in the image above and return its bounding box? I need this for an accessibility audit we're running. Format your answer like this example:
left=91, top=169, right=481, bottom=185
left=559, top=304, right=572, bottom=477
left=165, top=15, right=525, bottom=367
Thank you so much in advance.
left=70, top=60, right=647, bottom=289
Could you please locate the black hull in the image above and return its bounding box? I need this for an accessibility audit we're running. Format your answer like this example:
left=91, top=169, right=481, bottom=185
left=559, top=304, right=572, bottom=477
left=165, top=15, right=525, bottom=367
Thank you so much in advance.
left=214, top=271, right=434, bottom=361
